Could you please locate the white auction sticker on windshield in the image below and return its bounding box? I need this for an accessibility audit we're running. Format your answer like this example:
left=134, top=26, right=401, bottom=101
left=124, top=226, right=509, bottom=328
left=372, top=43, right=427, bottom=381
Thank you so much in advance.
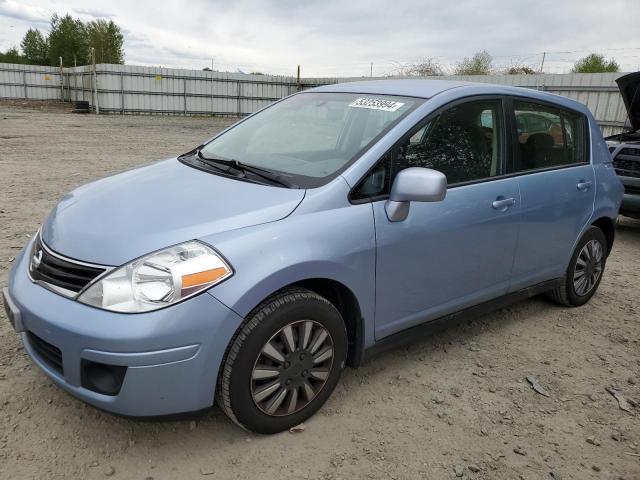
left=348, top=97, right=405, bottom=112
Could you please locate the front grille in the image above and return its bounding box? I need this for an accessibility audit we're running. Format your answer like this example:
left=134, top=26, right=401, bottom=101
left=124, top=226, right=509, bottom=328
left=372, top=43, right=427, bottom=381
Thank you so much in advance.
left=29, top=236, right=106, bottom=294
left=27, top=332, right=63, bottom=375
left=619, top=147, right=640, bottom=157
left=613, top=147, right=640, bottom=178
left=625, top=185, right=640, bottom=195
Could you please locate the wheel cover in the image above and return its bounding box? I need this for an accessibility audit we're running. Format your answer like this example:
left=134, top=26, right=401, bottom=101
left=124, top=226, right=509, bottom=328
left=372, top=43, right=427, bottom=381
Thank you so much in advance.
left=573, top=239, right=604, bottom=297
left=250, top=320, right=334, bottom=417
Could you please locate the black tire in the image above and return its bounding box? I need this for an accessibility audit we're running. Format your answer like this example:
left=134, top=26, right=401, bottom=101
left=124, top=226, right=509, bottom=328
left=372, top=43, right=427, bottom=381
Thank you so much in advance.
left=216, top=287, right=347, bottom=434
left=72, top=100, right=91, bottom=113
left=547, top=226, right=607, bottom=307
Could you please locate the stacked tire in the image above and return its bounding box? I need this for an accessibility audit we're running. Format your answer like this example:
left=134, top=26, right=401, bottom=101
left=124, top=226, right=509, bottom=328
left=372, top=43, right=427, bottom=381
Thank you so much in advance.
left=72, top=100, right=91, bottom=113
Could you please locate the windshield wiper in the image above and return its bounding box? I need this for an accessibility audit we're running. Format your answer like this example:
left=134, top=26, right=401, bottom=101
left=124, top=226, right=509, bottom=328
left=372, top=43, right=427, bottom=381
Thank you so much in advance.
left=186, top=149, right=230, bottom=175
left=196, top=150, right=294, bottom=188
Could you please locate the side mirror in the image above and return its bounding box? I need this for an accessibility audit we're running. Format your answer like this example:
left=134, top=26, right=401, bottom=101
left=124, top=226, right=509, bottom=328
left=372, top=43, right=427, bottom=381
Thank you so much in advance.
left=385, top=167, right=447, bottom=222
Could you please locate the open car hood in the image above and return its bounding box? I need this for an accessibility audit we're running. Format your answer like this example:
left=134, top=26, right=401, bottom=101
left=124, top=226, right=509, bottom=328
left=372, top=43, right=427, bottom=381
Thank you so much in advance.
left=616, top=71, right=640, bottom=132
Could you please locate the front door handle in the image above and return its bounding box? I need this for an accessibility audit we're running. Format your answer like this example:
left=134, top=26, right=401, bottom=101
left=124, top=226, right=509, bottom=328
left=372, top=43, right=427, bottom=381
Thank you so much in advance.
left=492, top=197, right=516, bottom=210
left=577, top=180, right=593, bottom=192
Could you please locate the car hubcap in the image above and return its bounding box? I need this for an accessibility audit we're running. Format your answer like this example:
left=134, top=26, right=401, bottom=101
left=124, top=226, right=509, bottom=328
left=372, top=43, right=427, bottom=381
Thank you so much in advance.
left=573, top=239, right=603, bottom=297
left=251, top=320, right=334, bottom=416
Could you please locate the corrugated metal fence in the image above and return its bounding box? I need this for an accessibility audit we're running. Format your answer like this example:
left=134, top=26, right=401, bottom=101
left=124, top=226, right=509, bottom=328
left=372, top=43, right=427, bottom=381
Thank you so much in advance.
left=0, top=63, right=64, bottom=101
left=0, top=63, right=301, bottom=116
left=0, top=62, right=632, bottom=135
left=65, top=64, right=300, bottom=116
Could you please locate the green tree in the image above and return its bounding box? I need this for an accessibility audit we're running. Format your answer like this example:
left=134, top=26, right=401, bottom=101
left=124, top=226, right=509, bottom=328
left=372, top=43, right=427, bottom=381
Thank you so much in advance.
left=572, top=53, right=619, bottom=73
left=86, top=19, right=124, bottom=64
left=48, top=13, right=88, bottom=66
left=0, top=46, right=24, bottom=64
left=454, top=50, right=493, bottom=75
left=21, top=28, right=49, bottom=65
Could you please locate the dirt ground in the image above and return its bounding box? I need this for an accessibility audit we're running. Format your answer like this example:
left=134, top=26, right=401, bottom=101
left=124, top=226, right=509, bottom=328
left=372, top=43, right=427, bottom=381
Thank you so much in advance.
left=0, top=101, right=639, bottom=480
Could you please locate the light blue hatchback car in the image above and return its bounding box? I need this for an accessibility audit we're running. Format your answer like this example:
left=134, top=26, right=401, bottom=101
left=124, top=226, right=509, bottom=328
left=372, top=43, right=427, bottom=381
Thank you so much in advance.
left=3, top=80, right=623, bottom=433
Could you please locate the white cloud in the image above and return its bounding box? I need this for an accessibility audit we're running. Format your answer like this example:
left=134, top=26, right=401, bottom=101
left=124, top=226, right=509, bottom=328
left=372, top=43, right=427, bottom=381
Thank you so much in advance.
left=0, top=0, right=49, bottom=24
left=1, top=0, right=638, bottom=75
left=73, top=7, right=115, bottom=19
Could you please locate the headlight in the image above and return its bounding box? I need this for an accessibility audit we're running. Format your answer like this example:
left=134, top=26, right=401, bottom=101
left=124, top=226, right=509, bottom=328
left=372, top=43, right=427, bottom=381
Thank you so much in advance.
left=77, top=241, right=232, bottom=313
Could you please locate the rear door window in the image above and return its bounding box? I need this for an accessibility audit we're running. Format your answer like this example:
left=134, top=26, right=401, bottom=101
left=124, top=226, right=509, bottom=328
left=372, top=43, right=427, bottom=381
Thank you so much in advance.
left=511, top=101, right=588, bottom=172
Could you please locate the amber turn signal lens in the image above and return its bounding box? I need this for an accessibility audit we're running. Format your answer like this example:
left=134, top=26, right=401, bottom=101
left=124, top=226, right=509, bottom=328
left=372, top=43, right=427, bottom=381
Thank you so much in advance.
left=182, top=267, right=228, bottom=288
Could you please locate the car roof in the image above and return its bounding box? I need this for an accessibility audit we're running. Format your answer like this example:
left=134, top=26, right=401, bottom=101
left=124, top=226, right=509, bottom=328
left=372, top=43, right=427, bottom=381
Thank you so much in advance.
left=308, top=79, right=590, bottom=115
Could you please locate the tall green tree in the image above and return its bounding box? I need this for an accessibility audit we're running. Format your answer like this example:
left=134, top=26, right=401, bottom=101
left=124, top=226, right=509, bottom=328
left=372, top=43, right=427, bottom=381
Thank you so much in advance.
left=48, top=14, right=88, bottom=66
left=0, top=47, right=24, bottom=64
left=86, top=19, right=124, bottom=64
left=20, top=28, right=49, bottom=65
left=454, top=50, right=493, bottom=75
left=572, top=53, right=619, bottom=73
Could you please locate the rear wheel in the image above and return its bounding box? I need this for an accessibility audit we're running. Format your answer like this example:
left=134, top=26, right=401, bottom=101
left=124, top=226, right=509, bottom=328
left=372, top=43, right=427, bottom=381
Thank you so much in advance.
left=547, top=226, right=607, bottom=307
left=216, top=288, right=347, bottom=434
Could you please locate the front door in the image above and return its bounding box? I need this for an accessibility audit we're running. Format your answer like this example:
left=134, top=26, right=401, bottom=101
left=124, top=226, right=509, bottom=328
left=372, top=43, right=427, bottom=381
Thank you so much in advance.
left=373, top=177, right=521, bottom=339
left=351, top=98, right=521, bottom=340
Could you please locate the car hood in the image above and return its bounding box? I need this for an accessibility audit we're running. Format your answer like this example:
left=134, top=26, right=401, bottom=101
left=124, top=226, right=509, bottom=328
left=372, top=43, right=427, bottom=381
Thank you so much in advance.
left=42, top=159, right=306, bottom=265
left=616, top=71, right=640, bottom=131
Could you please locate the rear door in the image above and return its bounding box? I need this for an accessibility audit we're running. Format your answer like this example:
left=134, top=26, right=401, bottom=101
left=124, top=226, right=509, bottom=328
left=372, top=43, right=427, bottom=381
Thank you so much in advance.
left=508, top=99, right=595, bottom=291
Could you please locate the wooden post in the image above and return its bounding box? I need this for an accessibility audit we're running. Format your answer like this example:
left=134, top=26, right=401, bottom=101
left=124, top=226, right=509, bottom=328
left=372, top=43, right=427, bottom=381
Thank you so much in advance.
left=183, top=76, right=187, bottom=115
left=23, top=67, right=27, bottom=99
left=74, top=56, right=77, bottom=103
left=237, top=80, right=241, bottom=117
left=92, top=48, right=99, bottom=114
left=536, top=52, right=546, bottom=91
left=59, top=57, right=64, bottom=101
left=296, top=65, right=301, bottom=91
left=120, top=71, right=125, bottom=114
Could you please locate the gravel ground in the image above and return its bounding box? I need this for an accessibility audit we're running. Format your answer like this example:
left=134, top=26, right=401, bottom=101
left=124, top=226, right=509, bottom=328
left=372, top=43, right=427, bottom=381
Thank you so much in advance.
left=1, top=101, right=639, bottom=480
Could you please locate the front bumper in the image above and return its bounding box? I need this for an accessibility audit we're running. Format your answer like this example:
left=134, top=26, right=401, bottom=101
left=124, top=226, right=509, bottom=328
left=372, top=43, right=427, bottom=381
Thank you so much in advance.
left=5, top=242, right=244, bottom=416
left=619, top=175, right=640, bottom=218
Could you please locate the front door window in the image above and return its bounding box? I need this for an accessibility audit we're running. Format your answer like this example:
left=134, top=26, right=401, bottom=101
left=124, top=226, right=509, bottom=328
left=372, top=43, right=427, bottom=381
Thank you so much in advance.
left=353, top=99, right=504, bottom=200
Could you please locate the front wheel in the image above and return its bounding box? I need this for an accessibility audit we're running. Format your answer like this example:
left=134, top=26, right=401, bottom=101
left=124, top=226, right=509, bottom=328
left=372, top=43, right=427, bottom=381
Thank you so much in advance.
left=547, top=226, right=607, bottom=307
left=216, top=288, right=347, bottom=434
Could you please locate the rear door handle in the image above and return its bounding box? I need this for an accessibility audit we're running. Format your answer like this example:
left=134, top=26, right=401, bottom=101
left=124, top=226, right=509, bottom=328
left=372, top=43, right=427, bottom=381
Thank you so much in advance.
left=492, top=197, right=516, bottom=210
left=577, top=180, right=593, bottom=192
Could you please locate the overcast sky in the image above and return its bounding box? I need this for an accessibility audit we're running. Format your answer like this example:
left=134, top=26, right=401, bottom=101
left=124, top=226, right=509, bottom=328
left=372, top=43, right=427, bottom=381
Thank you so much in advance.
left=1, top=0, right=639, bottom=76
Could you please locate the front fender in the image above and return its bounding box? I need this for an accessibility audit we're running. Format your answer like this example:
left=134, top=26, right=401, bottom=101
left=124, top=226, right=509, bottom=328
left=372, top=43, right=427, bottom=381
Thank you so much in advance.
left=201, top=200, right=377, bottom=348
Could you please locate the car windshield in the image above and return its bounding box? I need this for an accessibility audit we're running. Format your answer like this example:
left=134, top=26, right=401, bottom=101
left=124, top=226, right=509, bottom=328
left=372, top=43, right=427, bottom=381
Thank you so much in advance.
left=198, top=92, right=422, bottom=187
